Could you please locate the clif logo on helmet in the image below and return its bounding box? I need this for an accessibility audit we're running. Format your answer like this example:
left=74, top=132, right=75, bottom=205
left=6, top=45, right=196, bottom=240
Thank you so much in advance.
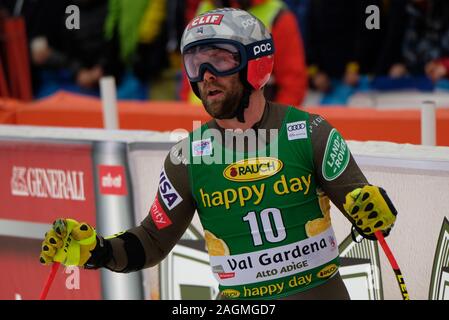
left=187, top=14, right=224, bottom=30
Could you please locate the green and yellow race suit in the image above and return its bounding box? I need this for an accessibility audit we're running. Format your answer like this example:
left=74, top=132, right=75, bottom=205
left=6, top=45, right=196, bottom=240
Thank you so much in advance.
left=88, top=102, right=368, bottom=300
left=188, top=107, right=340, bottom=299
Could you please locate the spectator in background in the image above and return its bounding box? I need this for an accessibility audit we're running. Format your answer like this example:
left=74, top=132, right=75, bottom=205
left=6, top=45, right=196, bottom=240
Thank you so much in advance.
left=22, top=0, right=123, bottom=97
left=370, top=0, right=408, bottom=78
left=305, top=0, right=387, bottom=95
left=142, top=0, right=189, bottom=100
left=183, top=0, right=204, bottom=22
left=282, top=0, right=310, bottom=49
left=426, top=59, right=449, bottom=82
left=390, top=0, right=449, bottom=83
left=104, top=0, right=168, bottom=99
left=13, top=0, right=170, bottom=100
left=181, top=0, right=308, bottom=107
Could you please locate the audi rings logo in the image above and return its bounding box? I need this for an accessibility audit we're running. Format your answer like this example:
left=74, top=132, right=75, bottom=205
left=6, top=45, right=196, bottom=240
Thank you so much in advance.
left=287, top=123, right=306, bottom=131
left=286, top=120, right=307, bottom=141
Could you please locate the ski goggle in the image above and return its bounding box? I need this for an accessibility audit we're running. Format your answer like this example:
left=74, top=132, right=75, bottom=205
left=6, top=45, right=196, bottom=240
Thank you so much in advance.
left=183, top=42, right=246, bottom=82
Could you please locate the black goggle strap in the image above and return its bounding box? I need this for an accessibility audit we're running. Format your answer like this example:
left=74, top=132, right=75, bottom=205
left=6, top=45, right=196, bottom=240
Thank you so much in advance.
left=246, top=38, right=275, bottom=60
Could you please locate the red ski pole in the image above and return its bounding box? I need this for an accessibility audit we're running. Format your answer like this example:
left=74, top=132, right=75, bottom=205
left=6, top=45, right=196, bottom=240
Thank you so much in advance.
left=375, top=231, right=409, bottom=300
left=39, top=262, right=60, bottom=300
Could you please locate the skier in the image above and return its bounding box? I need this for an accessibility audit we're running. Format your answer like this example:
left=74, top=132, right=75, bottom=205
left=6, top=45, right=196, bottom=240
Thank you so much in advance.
left=40, top=8, right=397, bottom=300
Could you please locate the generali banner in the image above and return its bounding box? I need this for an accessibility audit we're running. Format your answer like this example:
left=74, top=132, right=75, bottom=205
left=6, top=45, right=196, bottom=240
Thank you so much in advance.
left=0, top=141, right=96, bottom=224
left=0, top=140, right=101, bottom=300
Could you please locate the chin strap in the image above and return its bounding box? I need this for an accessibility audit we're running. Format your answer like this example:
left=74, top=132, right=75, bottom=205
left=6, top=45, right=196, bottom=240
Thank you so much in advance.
left=234, top=87, right=252, bottom=123
left=233, top=68, right=255, bottom=123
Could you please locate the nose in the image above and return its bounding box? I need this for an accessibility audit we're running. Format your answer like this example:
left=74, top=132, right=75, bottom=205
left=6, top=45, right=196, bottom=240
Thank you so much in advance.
left=203, top=69, right=217, bottom=82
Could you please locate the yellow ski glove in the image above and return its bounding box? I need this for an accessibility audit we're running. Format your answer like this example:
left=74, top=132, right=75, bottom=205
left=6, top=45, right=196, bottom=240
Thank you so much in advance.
left=39, top=218, right=97, bottom=266
left=344, top=185, right=398, bottom=239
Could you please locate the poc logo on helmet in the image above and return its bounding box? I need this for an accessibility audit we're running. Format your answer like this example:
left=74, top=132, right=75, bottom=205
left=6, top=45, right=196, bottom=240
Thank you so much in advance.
left=242, top=17, right=257, bottom=29
left=253, top=42, right=272, bottom=56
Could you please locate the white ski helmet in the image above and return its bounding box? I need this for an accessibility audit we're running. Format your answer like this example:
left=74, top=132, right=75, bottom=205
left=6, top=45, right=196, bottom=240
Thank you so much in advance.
left=181, top=8, right=275, bottom=96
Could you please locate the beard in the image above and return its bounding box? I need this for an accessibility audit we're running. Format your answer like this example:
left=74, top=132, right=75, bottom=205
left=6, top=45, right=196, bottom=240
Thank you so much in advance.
left=198, top=80, right=244, bottom=119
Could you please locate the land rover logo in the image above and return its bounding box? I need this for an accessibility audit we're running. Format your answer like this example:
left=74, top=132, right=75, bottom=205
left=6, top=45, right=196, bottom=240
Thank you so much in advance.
left=322, top=129, right=350, bottom=181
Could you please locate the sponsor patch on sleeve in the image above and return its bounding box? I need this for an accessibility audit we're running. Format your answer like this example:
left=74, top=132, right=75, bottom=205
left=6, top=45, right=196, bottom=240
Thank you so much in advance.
left=159, top=168, right=183, bottom=210
left=150, top=195, right=172, bottom=230
left=192, top=138, right=212, bottom=157
left=286, top=121, right=308, bottom=141
left=322, top=129, right=350, bottom=181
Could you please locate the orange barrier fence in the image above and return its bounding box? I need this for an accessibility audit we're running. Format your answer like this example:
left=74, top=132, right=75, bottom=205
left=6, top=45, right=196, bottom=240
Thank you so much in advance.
left=1, top=91, right=449, bottom=146
left=16, top=92, right=211, bottom=131
left=0, top=98, right=25, bottom=124
left=305, top=106, right=449, bottom=146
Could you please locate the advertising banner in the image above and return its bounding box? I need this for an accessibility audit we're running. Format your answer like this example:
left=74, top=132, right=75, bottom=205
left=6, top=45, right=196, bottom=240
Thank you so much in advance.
left=0, top=140, right=101, bottom=299
left=0, top=141, right=96, bottom=224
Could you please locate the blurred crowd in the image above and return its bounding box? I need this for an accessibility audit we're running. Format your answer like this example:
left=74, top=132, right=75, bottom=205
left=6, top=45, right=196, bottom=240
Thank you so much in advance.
left=1, top=0, right=449, bottom=106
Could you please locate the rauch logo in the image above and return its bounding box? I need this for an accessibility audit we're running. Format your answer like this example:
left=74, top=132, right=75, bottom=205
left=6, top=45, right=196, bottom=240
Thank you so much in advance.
left=99, top=165, right=127, bottom=195
left=221, top=289, right=240, bottom=298
left=10, top=166, right=86, bottom=201
left=317, top=264, right=338, bottom=278
left=223, top=157, right=283, bottom=182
